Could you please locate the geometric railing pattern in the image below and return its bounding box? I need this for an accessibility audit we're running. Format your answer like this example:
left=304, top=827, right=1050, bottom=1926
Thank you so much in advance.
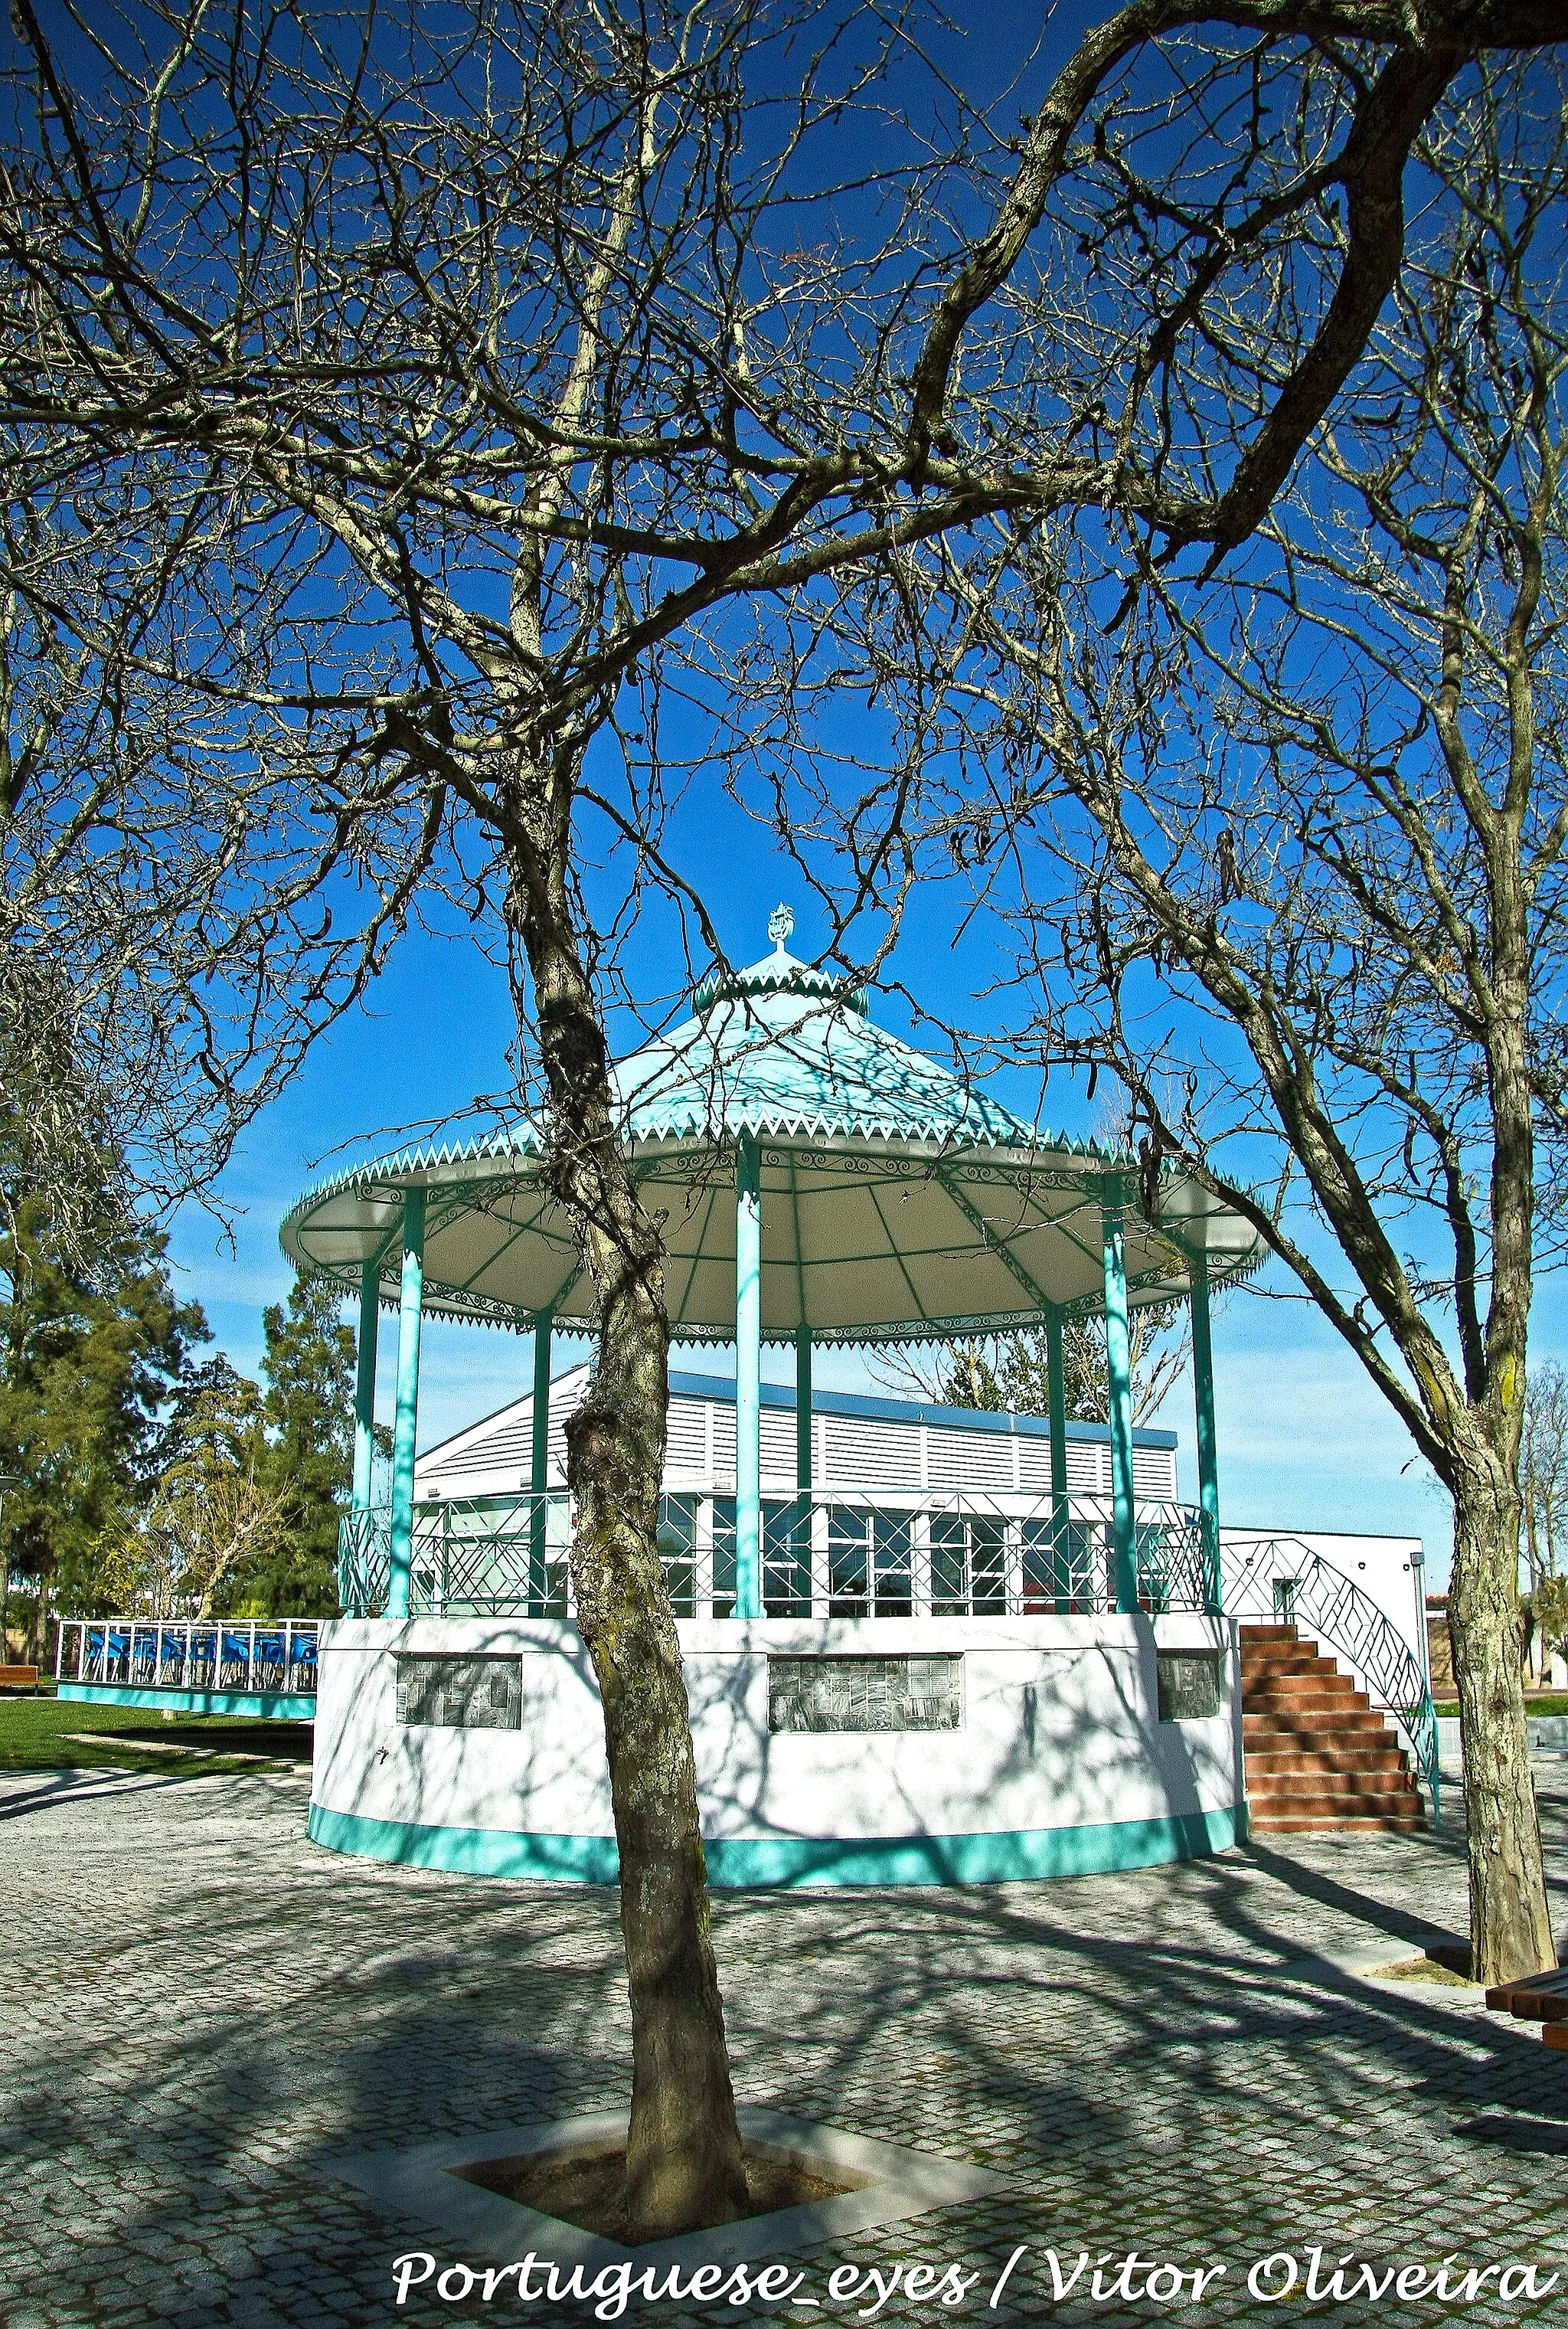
left=338, top=1500, right=1436, bottom=1817
left=337, top=1489, right=1217, bottom=1621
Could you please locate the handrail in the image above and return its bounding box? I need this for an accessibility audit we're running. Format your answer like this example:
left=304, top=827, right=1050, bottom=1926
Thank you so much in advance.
left=1220, top=1536, right=1440, bottom=1827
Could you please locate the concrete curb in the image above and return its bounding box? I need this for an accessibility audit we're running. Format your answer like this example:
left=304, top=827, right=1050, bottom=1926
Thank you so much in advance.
left=325, top=2103, right=1011, bottom=2270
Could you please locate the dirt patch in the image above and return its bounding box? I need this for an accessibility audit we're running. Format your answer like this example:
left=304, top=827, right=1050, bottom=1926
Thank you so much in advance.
left=456, top=2143, right=852, bottom=2246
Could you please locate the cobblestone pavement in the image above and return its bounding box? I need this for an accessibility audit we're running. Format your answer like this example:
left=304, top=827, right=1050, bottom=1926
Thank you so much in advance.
left=4, top=1761, right=1568, bottom=2329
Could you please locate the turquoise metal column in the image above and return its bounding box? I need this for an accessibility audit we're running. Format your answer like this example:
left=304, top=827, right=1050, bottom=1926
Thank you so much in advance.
left=387, top=1188, right=426, bottom=1620
left=1190, top=1250, right=1221, bottom=1612
left=1045, top=1307, right=1071, bottom=1609
left=352, top=1256, right=380, bottom=1512
left=1102, top=1179, right=1138, bottom=1613
left=529, top=1306, right=554, bottom=1605
left=735, top=1131, right=762, bottom=1619
left=794, top=1320, right=812, bottom=1588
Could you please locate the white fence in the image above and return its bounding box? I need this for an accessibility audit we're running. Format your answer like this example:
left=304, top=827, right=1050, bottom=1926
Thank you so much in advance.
left=57, top=1618, right=320, bottom=1699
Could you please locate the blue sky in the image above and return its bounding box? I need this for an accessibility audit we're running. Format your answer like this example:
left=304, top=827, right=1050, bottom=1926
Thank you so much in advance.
left=164, top=841, right=1514, bottom=1592
left=137, top=0, right=1552, bottom=1598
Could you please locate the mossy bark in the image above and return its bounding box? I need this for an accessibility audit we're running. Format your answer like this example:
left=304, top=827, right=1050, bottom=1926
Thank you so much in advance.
left=506, top=820, right=746, bottom=2242
left=1449, top=1451, right=1557, bottom=1986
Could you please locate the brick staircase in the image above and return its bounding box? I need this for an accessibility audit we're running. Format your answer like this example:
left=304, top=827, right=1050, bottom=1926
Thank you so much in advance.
left=1241, top=1622, right=1426, bottom=1833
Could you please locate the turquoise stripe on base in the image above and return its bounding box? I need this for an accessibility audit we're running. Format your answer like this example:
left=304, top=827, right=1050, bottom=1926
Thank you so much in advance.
left=306, top=1800, right=1245, bottom=1888
left=59, top=1683, right=316, bottom=1721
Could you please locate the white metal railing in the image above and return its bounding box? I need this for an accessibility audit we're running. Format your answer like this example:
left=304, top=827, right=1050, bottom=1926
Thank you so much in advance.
left=338, top=1489, right=1217, bottom=1621
left=55, top=1618, right=321, bottom=1697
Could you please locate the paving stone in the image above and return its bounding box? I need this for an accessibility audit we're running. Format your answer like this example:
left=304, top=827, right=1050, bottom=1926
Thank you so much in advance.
left=2, top=1768, right=1566, bottom=2325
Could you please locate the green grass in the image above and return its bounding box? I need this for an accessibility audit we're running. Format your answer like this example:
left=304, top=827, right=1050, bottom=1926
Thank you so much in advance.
left=1433, top=1696, right=1568, bottom=1716
left=0, top=1690, right=313, bottom=1776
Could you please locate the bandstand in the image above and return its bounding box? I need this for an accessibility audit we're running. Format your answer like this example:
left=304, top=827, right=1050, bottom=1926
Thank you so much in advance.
left=281, top=914, right=1266, bottom=1886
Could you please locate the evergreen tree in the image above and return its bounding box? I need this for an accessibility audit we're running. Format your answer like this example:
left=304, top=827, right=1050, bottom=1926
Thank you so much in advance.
left=217, top=1274, right=357, bottom=1616
left=0, top=1179, right=205, bottom=1649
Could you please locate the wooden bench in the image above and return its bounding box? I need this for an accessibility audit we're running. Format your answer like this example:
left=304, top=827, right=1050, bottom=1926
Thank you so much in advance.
left=0, top=1664, right=39, bottom=1690
left=1485, top=1965, right=1568, bottom=2049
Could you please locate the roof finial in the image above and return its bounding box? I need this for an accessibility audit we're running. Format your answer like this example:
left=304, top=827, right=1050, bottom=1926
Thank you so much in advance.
left=768, top=901, right=794, bottom=951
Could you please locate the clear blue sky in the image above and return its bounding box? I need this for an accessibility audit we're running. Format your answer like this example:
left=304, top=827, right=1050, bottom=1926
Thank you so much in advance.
left=129, top=0, right=1549, bottom=1595
left=158, top=826, right=1547, bottom=1593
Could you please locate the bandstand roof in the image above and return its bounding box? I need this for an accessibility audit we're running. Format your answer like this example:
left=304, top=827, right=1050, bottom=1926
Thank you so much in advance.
left=279, top=919, right=1263, bottom=1345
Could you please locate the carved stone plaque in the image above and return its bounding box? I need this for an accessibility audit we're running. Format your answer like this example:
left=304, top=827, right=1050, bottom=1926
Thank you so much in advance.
left=395, top=1656, right=523, bottom=1730
left=1155, top=1650, right=1222, bottom=1722
left=767, top=1655, right=962, bottom=1733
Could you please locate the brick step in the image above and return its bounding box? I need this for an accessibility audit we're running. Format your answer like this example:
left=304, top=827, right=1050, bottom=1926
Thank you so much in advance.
left=1243, top=1699, right=1380, bottom=1729
left=1544, top=2022, right=1568, bottom=2050
left=1246, top=1745, right=1411, bottom=1777
left=1250, top=1811, right=1426, bottom=1833
left=1243, top=1676, right=1347, bottom=1699
left=1239, top=1676, right=1361, bottom=1695
left=1240, top=1653, right=1341, bottom=1678
left=1247, top=1775, right=1418, bottom=1805
left=1485, top=1968, right=1568, bottom=2021
left=1240, top=1620, right=1425, bottom=1833
left=1239, top=1723, right=1388, bottom=1751
left=1243, top=1686, right=1370, bottom=1714
left=1246, top=1777, right=1420, bottom=1809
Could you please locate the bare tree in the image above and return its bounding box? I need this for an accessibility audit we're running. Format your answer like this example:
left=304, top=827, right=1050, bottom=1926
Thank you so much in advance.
left=137, top=1359, right=286, bottom=1618
left=0, top=447, right=443, bottom=1256
left=1521, top=1362, right=1568, bottom=1592
left=854, top=61, right=1566, bottom=1982
left=1532, top=1572, right=1568, bottom=1677
left=4, top=0, right=1561, bottom=2213
left=877, top=1307, right=1188, bottom=1426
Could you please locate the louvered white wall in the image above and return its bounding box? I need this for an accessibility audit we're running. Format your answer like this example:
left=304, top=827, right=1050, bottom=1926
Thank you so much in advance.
left=929, top=1426, right=1014, bottom=1493
left=1017, top=1438, right=1054, bottom=1496
left=759, top=1411, right=798, bottom=1484
left=665, top=1398, right=709, bottom=1476
left=416, top=1369, right=1178, bottom=1504
left=416, top=1368, right=588, bottom=1497
left=1132, top=1446, right=1172, bottom=1497
left=822, top=1415, right=918, bottom=1494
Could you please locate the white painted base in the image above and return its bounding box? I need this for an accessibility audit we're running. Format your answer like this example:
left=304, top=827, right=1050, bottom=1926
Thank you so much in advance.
left=309, top=1612, right=1245, bottom=1887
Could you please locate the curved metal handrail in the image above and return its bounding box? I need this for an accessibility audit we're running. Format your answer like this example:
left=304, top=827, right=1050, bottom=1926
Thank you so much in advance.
left=1221, top=1536, right=1440, bottom=1826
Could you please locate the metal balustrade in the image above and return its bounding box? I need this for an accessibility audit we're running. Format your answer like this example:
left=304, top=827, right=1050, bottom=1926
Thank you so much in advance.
left=336, top=1489, right=1216, bottom=1621
left=55, top=1617, right=320, bottom=1699
left=1222, top=1533, right=1440, bottom=1824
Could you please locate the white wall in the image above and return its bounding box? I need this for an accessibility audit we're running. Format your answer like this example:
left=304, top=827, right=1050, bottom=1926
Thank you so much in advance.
left=1219, top=1528, right=1426, bottom=1668
left=312, top=1611, right=1242, bottom=1856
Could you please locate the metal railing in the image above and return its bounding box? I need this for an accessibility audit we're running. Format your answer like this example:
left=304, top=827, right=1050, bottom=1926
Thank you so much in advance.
left=336, top=1489, right=1218, bottom=1621
left=56, top=1617, right=320, bottom=1699
left=1222, top=1535, right=1441, bottom=1824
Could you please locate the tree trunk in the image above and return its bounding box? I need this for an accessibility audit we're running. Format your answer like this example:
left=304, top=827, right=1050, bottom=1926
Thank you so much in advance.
left=567, top=1251, right=749, bottom=2241
left=1449, top=1451, right=1557, bottom=1985
left=504, top=820, right=748, bottom=2242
